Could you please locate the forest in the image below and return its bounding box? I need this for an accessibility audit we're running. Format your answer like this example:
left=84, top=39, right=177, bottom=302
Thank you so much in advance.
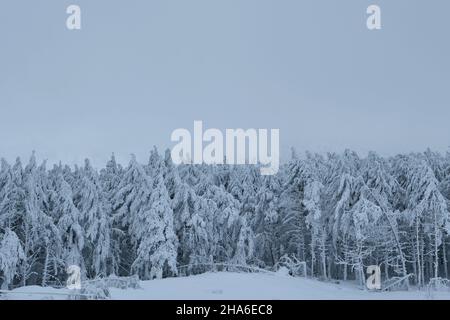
left=1, top=148, right=450, bottom=290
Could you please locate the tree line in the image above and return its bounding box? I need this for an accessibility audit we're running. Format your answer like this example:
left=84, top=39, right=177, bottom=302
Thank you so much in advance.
left=1, top=148, right=450, bottom=289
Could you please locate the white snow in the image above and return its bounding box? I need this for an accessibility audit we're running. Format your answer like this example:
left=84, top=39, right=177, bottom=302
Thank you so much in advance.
left=3, top=272, right=450, bottom=300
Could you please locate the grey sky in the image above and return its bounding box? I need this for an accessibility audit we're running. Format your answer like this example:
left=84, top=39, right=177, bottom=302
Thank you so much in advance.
left=0, top=0, right=449, bottom=167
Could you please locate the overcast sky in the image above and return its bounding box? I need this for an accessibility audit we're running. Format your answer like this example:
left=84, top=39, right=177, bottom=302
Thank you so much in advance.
left=0, top=0, right=449, bottom=167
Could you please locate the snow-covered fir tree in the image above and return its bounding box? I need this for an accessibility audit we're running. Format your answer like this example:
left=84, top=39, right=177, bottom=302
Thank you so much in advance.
left=74, top=159, right=112, bottom=278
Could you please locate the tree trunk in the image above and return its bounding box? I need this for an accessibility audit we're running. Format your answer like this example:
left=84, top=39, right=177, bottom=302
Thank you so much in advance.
left=416, top=216, right=422, bottom=287
left=434, top=213, right=439, bottom=279
left=22, top=226, right=29, bottom=287
left=412, top=244, right=417, bottom=284
left=443, top=238, right=448, bottom=279
left=42, top=247, right=49, bottom=287
left=310, top=234, right=315, bottom=277
left=384, top=257, right=389, bottom=281
left=320, top=230, right=327, bottom=279
left=420, top=235, right=425, bottom=286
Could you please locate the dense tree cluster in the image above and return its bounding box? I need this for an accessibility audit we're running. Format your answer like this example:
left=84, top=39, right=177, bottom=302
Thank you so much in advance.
left=1, top=148, right=450, bottom=289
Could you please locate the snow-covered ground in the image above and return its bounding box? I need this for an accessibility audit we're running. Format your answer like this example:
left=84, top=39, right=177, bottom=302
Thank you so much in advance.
left=2, top=272, right=450, bottom=300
